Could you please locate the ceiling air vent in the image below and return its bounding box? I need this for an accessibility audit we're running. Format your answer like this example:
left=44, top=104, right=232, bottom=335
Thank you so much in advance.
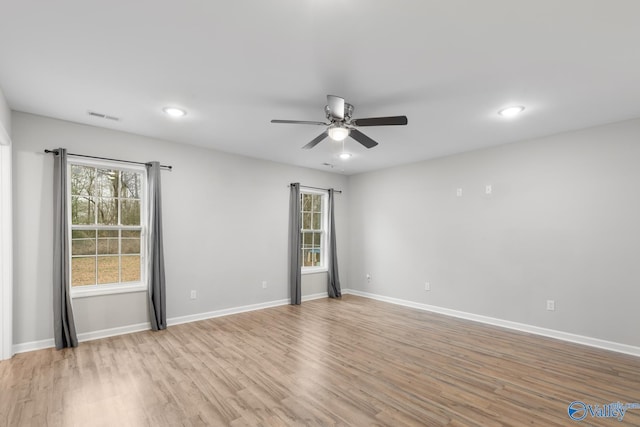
left=87, top=110, right=121, bottom=121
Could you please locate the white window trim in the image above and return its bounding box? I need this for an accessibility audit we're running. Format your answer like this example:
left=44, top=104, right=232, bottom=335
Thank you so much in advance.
left=71, top=282, right=147, bottom=298
left=301, top=188, right=328, bottom=275
left=67, top=157, right=148, bottom=298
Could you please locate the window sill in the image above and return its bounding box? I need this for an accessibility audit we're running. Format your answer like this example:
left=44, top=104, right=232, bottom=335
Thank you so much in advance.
left=302, top=267, right=328, bottom=275
left=71, top=282, right=147, bottom=299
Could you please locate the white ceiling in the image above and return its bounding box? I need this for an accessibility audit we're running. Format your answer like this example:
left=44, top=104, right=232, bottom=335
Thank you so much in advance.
left=1, top=1, right=640, bottom=174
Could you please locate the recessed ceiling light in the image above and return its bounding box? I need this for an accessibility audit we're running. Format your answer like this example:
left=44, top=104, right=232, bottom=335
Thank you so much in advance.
left=162, top=107, right=187, bottom=117
left=339, top=152, right=352, bottom=160
left=498, top=106, right=525, bottom=118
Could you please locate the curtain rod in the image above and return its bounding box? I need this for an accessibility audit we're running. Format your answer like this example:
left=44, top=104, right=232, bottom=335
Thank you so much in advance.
left=44, top=149, right=172, bottom=170
left=290, top=183, right=342, bottom=194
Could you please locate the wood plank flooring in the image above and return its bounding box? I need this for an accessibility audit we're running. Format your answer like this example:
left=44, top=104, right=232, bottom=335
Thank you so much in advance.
left=2, top=295, right=640, bottom=426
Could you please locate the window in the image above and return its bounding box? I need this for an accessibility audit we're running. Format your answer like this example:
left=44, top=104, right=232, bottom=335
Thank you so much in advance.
left=301, top=190, right=328, bottom=273
left=69, top=160, right=146, bottom=297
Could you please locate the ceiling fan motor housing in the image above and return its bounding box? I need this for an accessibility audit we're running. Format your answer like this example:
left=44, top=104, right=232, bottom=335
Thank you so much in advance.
left=325, top=103, right=354, bottom=123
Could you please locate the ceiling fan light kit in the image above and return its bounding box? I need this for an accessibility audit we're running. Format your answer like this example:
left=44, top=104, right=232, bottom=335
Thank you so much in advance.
left=271, top=95, right=408, bottom=150
left=328, top=125, right=349, bottom=141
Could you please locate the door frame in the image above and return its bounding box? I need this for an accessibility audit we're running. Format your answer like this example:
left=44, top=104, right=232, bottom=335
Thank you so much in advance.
left=0, top=125, right=13, bottom=360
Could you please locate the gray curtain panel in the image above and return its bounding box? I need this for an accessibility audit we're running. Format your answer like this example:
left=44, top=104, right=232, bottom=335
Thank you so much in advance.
left=289, top=183, right=302, bottom=304
left=53, top=148, right=78, bottom=349
left=147, top=162, right=167, bottom=330
left=327, top=188, right=342, bottom=298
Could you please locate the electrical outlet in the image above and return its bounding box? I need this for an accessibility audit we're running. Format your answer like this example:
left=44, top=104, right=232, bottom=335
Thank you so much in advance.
left=425, top=282, right=430, bottom=291
left=485, top=184, right=492, bottom=195
left=190, top=290, right=197, bottom=300
left=456, top=188, right=463, bottom=197
left=366, top=273, right=371, bottom=283
left=262, top=281, right=268, bottom=289
left=546, top=300, right=555, bottom=311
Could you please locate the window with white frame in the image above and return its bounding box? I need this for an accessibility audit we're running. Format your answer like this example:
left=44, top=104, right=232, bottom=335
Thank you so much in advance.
left=69, top=160, right=147, bottom=296
left=301, top=190, right=328, bottom=272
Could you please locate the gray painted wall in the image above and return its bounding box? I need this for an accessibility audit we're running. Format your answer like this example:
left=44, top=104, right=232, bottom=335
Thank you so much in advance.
left=12, top=110, right=640, bottom=349
left=348, top=118, right=640, bottom=347
left=12, top=112, right=348, bottom=344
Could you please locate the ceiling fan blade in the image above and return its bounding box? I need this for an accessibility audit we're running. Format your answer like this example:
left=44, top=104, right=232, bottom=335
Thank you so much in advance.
left=351, top=116, right=408, bottom=126
left=327, top=95, right=345, bottom=120
left=302, top=131, right=329, bottom=149
left=350, top=129, right=379, bottom=149
left=271, top=119, right=328, bottom=125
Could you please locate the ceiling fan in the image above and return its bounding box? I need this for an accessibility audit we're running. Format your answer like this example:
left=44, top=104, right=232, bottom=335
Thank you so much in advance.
left=271, top=95, right=408, bottom=149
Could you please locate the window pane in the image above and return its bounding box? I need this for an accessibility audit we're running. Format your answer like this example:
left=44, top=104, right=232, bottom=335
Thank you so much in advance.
left=120, top=171, right=141, bottom=198
left=302, top=194, right=312, bottom=211
left=71, top=196, right=95, bottom=225
left=72, top=233, right=96, bottom=256
left=122, top=231, right=140, bottom=254
left=312, top=194, right=321, bottom=212
left=72, top=229, right=95, bottom=239
left=313, top=232, right=322, bottom=265
left=72, top=257, right=96, bottom=286
left=98, top=230, right=119, bottom=254
left=302, top=232, right=313, bottom=248
left=71, top=165, right=95, bottom=197
left=313, top=233, right=322, bottom=267
left=97, top=198, right=118, bottom=225
left=301, top=234, right=322, bottom=266
left=121, top=199, right=140, bottom=226
left=121, top=255, right=140, bottom=282
left=302, top=249, right=312, bottom=267
left=96, top=169, right=118, bottom=198
left=97, top=256, right=119, bottom=284
left=303, top=248, right=320, bottom=267
left=302, top=212, right=311, bottom=229
left=312, top=213, right=321, bottom=230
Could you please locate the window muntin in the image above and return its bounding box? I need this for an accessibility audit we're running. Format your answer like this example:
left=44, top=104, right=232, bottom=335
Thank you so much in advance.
left=301, top=191, right=327, bottom=271
left=69, top=161, right=146, bottom=295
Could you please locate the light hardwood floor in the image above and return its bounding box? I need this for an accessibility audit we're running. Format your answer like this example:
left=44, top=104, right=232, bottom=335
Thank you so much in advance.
left=2, top=295, right=639, bottom=426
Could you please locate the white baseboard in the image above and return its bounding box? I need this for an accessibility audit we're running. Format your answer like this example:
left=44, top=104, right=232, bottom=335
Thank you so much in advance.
left=302, top=291, right=330, bottom=302
left=12, top=338, right=55, bottom=355
left=346, top=289, right=640, bottom=358
left=169, top=292, right=328, bottom=326
left=12, top=322, right=152, bottom=355
left=168, top=299, right=289, bottom=326
left=13, top=292, right=330, bottom=354
left=77, top=322, right=152, bottom=343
